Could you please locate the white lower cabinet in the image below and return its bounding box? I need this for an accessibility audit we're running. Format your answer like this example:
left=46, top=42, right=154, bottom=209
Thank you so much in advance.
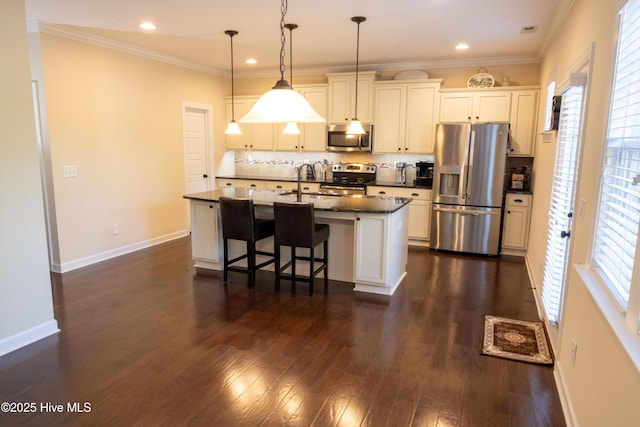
left=502, top=193, right=532, bottom=250
left=190, top=200, right=220, bottom=264
left=367, top=186, right=431, bottom=243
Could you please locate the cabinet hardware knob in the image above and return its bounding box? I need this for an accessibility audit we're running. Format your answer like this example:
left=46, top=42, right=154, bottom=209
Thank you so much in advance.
left=412, top=193, right=419, bottom=197
left=203, top=174, right=208, bottom=178
left=276, top=185, right=282, bottom=189
left=514, top=199, right=523, bottom=203
left=209, top=205, right=214, bottom=208
left=507, top=210, right=511, bottom=214
left=250, top=184, right=256, bottom=187
left=379, top=191, right=386, bottom=195
left=226, top=183, right=232, bottom=186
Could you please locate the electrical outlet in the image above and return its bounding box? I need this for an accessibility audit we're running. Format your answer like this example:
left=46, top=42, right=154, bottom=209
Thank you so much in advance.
left=571, top=340, right=578, bottom=365
left=112, top=224, right=119, bottom=235
left=63, top=165, right=78, bottom=178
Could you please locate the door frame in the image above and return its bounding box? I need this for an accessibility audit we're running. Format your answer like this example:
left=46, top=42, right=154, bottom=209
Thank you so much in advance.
left=181, top=102, right=214, bottom=231
left=542, top=45, right=594, bottom=351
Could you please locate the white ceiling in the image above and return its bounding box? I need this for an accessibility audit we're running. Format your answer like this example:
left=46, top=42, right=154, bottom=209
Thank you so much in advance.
left=25, top=0, right=564, bottom=77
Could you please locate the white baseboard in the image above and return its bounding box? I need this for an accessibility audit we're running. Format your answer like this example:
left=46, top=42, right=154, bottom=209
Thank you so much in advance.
left=57, top=230, right=189, bottom=273
left=0, top=320, right=60, bottom=358
left=554, top=362, right=578, bottom=427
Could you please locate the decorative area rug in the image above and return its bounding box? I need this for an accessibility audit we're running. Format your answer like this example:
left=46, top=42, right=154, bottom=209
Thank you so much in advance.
left=481, top=315, right=554, bottom=365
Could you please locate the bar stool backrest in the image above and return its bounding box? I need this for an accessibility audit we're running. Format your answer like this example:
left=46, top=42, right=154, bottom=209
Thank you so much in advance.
left=219, top=197, right=256, bottom=241
left=273, top=202, right=315, bottom=248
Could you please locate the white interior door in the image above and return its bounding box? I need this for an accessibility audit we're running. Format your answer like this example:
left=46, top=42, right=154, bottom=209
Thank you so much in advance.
left=182, top=103, right=213, bottom=230
left=541, top=82, right=586, bottom=326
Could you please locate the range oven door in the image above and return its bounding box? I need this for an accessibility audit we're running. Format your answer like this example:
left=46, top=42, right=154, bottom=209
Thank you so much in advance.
left=319, top=183, right=366, bottom=196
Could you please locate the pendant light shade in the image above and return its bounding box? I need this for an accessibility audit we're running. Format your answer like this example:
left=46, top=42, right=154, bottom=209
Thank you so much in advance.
left=224, top=30, right=242, bottom=135
left=347, top=16, right=366, bottom=135
left=283, top=122, right=301, bottom=134
left=240, top=0, right=325, bottom=124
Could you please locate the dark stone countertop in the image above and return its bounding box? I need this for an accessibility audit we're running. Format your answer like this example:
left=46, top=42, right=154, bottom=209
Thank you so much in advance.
left=184, top=187, right=411, bottom=214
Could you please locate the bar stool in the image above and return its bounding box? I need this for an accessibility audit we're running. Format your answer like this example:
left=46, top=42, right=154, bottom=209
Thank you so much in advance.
left=273, top=202, right=329, bottom=295
left=219, top=197, right=275, bottom=288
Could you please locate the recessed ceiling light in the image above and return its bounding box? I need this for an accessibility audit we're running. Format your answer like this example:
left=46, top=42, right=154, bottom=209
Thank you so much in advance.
left=139, top=22, right=156, bottom=30
left=455, top=43, right=469, bottom=50
left=246, top=58, right=257, bottom=65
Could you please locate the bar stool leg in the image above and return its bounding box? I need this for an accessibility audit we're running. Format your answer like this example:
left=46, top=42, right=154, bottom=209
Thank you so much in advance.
left=309, top=246, right=315, bottom=296
left=291, top=246, right=296, bottom=291
left=324, top=239, right=329, bottom=289
left=223, top=238, right=229, bottom=283
left=248, top=241, right=255, bottom=288
left=275, top=244, right=281, bottom=292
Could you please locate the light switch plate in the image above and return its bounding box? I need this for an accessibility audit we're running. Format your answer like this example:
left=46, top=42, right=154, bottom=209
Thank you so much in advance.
left=63, top=165, right=78, bottom=178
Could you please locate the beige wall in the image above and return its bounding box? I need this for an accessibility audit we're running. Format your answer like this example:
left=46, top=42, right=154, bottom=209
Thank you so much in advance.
left=38, top=34, right=229, bottom=269
left=528, top=0, right=640, bottom=425
left=0, top=0, right=57, bottom=355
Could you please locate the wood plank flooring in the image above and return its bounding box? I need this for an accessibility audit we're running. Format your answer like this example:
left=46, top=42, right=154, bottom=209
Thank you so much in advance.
left=0, top=237, right=566, bottom=426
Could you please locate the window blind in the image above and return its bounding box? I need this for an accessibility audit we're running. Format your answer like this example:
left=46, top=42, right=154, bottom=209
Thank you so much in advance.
left=542, top=85, right=584, bottom=323
left=593, top=0, right=640, bottom=309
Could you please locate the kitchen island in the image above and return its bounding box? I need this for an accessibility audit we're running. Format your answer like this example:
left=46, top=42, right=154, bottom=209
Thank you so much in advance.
left=183, top=187, right=411, bottom=295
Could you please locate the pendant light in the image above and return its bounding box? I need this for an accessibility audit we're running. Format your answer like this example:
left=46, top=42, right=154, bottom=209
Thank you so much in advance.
left=347, top=16, right=366, bottom=135
left=240, top=0, right=325, bottom=124
left=283, top=22, right=301, bottom=135
left=224, top=30, right=242, bottom=135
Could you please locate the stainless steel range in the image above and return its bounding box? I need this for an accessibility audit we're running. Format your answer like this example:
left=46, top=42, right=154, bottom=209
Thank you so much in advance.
left=319, top=163, right=377, bottom=195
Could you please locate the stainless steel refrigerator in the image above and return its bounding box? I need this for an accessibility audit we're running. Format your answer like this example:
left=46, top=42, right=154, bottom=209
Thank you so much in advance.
left=430, top=123, right=508, bottom=255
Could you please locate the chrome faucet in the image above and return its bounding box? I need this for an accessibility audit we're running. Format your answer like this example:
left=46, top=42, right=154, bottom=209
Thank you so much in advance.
left=295, top=163, right=316, bottom=202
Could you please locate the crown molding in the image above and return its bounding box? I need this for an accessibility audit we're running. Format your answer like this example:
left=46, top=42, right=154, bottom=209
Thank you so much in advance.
left=539, top=0, right=576, bottom=57
left=35, top=21, right=228, bottom=77
left=34, top=21, right=540, bottom=81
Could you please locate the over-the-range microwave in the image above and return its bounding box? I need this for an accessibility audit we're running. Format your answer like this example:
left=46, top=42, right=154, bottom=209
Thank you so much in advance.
left=326, top=124, right=373, bottom=152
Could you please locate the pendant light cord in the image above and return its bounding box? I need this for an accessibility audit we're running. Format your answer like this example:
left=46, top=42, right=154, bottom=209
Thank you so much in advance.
left=225, top=30, right=238, bottom=121
left=230, top=33, right=236, bottom=120
left=351, top=17, right=366, bottom=120
left=354, top=21, right=360, bottom=119
left=279, top=0, right=288, bottom=81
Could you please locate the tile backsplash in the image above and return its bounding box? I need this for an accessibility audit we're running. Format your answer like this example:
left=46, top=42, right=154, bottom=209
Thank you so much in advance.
left=230, top=150, right=434, bottom=183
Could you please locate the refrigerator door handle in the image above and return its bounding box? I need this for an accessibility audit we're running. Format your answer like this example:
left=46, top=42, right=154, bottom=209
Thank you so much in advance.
left=468, top=131, right=476, bottom=167
left=433, top=206, right=480, bottom=216
left=433, top=206, right=502, bottom=216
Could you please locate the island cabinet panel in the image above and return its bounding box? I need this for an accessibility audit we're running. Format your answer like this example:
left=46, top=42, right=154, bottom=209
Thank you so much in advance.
left=367, top=186, right=431, bottom=243
left=353, top=207, right=408, bottom=295
left=354, top=215, right=387, bottom=284
left=190, top=200, right=220, bottom=263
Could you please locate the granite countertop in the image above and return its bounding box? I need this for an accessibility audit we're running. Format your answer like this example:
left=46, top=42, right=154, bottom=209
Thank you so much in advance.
left=184, top=187, right=411, bottom=214
left=216, top=175, right=432, bottom=189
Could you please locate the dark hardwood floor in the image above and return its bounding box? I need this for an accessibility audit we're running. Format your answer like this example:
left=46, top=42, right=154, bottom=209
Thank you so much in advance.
left=0, top=237, right=566, bottom=426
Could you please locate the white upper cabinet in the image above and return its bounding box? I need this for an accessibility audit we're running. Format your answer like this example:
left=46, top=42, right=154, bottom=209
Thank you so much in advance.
left=439, top=87, right=539, bottom=157
left=373, top=80, right=441, bottom=153
left=274, top=84, right=328, bottom=152
left=439, top=89, right=511, bottom=123
left=327, top=72, right=376, bottom=124
left=225, top=96, right=274, bottom=151
left=508, top=90, right=538, bottom=157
